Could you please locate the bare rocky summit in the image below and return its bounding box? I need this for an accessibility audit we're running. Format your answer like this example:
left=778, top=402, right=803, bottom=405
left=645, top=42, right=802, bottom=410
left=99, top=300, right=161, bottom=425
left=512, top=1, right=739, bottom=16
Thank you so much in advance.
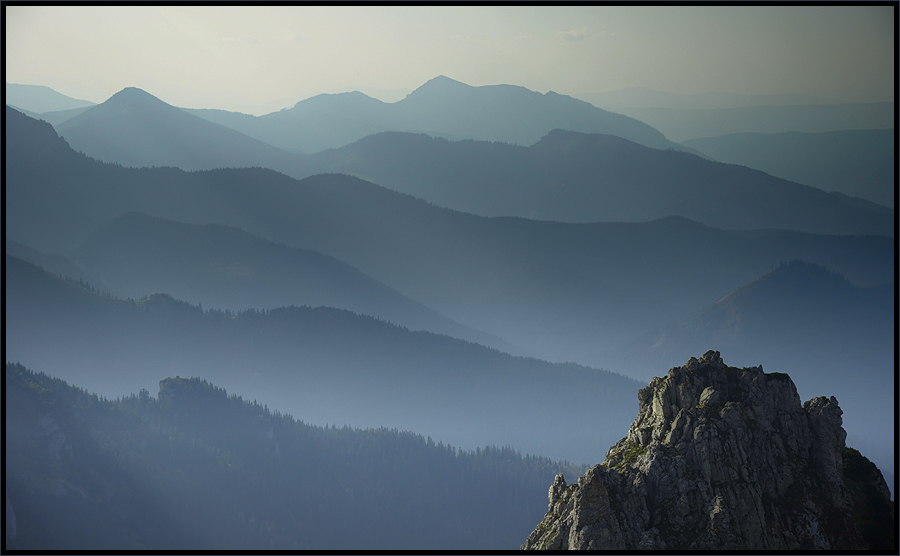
left=522, top=350, right=894, bottom=550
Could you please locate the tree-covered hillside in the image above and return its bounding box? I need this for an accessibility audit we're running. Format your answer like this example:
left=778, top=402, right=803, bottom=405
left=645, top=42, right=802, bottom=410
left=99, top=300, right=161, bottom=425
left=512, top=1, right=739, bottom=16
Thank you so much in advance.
left=5, top=362, right=586, bottom=550
left=6, top=254, right=642, bottom=465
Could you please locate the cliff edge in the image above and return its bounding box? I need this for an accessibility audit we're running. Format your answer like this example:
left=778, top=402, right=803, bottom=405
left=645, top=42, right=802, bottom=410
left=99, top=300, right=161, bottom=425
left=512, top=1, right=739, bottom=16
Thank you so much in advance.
left=522, top=350, right=894, bottom=550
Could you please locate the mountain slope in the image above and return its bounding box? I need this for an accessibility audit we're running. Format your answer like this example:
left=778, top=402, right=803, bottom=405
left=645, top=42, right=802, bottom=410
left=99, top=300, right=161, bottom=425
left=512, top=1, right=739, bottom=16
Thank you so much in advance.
left=6, top=106, right=895, bottom=366
left=604, top=102, right=894, bottom=142
left=54, top=88, right=301, bottom=171
left=391, top=76, right=678, bottom=150
left=5, top=362, right=588, bottom=550
left=306, top=129, right=893, bottom=235
left=72, top=212, right=521, bottom=353
left=683, top=129, right=895, bottom=208
left=5, top=254, right=642, bottom=466
left=24, top=105, right=93, bottom=126
left=5, top=239, right=88, bottom=284
left=5, top=83, right=96, bottom=113
left=605, top=261, right=894, bottom=371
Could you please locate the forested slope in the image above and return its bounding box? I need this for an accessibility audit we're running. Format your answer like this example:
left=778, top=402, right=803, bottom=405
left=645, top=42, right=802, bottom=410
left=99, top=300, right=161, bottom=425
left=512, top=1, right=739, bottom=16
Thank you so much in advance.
left=6, top=363, right=587, bottom=550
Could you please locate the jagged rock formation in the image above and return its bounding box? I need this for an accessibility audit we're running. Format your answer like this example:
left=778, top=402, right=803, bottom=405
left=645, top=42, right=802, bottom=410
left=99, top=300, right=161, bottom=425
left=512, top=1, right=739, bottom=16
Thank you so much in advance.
left=522, top=350, right=894, bottom=550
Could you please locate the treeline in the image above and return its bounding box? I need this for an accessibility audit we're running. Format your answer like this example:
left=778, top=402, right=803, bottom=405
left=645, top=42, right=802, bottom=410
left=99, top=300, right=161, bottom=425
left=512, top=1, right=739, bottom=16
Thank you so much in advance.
left=5, top=362, right=585, bottom=550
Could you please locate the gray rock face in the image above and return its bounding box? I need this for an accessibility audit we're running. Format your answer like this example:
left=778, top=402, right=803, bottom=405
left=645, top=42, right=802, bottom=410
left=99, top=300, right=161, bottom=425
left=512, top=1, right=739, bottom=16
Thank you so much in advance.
left=522, top=350, right=894, bottom=550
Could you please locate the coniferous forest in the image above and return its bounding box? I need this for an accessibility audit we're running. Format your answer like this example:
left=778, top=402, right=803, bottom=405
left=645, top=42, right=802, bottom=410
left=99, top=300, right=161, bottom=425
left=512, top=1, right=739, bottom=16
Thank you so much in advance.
left=6, top=362, right=586, bottom=550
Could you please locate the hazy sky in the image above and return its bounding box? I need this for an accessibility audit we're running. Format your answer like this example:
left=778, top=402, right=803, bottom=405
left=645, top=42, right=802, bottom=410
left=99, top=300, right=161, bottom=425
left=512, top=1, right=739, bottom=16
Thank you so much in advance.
left=5, top=5, right=894, bottom=114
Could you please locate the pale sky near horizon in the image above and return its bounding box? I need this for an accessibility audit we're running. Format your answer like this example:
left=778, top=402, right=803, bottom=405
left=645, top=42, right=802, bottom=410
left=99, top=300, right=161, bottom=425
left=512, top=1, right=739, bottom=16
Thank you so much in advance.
left=5, top=5, right=895, bottom=114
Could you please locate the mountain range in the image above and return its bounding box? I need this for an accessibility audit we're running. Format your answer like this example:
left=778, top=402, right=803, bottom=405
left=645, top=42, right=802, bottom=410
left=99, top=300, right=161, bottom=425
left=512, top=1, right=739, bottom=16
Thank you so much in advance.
left=5, top=254, right=642, bottom=466
left=22, top=89, right=893, bottom=237
left=55, top=87, right=299, bottom=171
left=179, top=75, right=687, bottom=153
left=6, top=69, right=895, bottom=553
left=67, top=211, right=520, bottom=354
left=6, top=105, right=894, bottom=369
left=304, top=128, right=892, bottom=235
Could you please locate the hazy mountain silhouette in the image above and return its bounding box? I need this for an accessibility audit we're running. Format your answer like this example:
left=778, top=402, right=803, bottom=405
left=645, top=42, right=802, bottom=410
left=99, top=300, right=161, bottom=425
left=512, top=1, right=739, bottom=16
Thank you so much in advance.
left=305, top=129, right=893, bottom=236
left=72, top=212, right=523, bottom=354
left=5, top=254, right=642, bottom=466
left=178, top=106, right=274, bottom=142
left=597, top=260, right=894, bottom=481
left=54, top=88, right=302, bottom=171
left=579, top=87, right=842, bottom=110
left=38, top=95, right=892, bottom=236
left=5, top=83, right=96, bottom=113
left=21, top=105, right=93, bottom=126
left=186, top=94, right=386, bottom=155
left=184, top=75, right=687, bottom=153
left=602, top=260, right=893, bottom=400
left=6, top=106, right=894, bottom=366
left=683, top=129, right=895, bottom=208
left=256, top=89, right=395, bottom=153
left=827, top=191, right=892, bottom=215
left=608, top=102, right=894, bottom=142
left=5, top=239, right=88, bottom=284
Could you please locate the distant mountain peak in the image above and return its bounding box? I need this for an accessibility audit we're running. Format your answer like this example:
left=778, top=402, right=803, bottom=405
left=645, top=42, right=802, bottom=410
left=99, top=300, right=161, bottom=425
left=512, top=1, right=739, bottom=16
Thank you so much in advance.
left=72, top=87, right=177, bottom=119
left=283, top=90, right=384, bottom=113
left=419, top=75, right=469, bottom=89
left=105, top=86, right=166, bottom=106
left=405, top=75, right=472, bottom=100
left=716, top=260, right=854, bottom=306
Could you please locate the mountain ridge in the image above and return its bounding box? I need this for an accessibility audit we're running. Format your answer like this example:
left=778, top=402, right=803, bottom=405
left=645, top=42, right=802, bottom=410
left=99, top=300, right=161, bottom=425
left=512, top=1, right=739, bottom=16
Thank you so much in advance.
left=5, top=254, right=642, bottom=465
left=40, top=95, right=891, bottom=236
left=307, top=127, right=893, bottom=236
left=683, top=128, right=895, bottom=208
left=71, top=211, right=525, bottom=354
left=5, top=82, right=97, bottom=113
left=181, top=74, right=686, bottom=153
left=54, top=89, right=299, bottom=171
left=7, top=105, right=894, bottom=369
left=5, top=361, right=588, bottom=550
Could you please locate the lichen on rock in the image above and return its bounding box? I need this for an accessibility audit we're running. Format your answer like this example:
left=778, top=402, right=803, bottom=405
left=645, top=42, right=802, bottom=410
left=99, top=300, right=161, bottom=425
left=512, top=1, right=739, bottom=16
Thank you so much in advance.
left=521, top=350, right=894, bottom=550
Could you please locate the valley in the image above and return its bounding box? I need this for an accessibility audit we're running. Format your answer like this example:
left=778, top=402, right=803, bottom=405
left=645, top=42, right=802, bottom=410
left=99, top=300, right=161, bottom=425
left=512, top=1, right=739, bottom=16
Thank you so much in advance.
left=5, top=7, right=895, bottom=547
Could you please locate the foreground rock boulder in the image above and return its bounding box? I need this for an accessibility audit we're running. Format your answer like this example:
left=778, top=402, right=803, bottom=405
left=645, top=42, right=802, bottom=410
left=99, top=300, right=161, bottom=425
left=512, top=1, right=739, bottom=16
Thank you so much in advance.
left=522, top=350, right=894, bottom=550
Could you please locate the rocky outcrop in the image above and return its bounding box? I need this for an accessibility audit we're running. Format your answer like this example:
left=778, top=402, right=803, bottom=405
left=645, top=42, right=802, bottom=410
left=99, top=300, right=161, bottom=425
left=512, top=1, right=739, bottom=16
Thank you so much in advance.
left=522, top=350, right=894, bottom=550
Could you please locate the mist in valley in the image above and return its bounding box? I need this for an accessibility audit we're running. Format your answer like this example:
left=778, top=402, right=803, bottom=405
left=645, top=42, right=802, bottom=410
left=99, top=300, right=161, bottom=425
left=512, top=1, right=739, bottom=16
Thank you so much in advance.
left=4, top=5, right=895, bottom=551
